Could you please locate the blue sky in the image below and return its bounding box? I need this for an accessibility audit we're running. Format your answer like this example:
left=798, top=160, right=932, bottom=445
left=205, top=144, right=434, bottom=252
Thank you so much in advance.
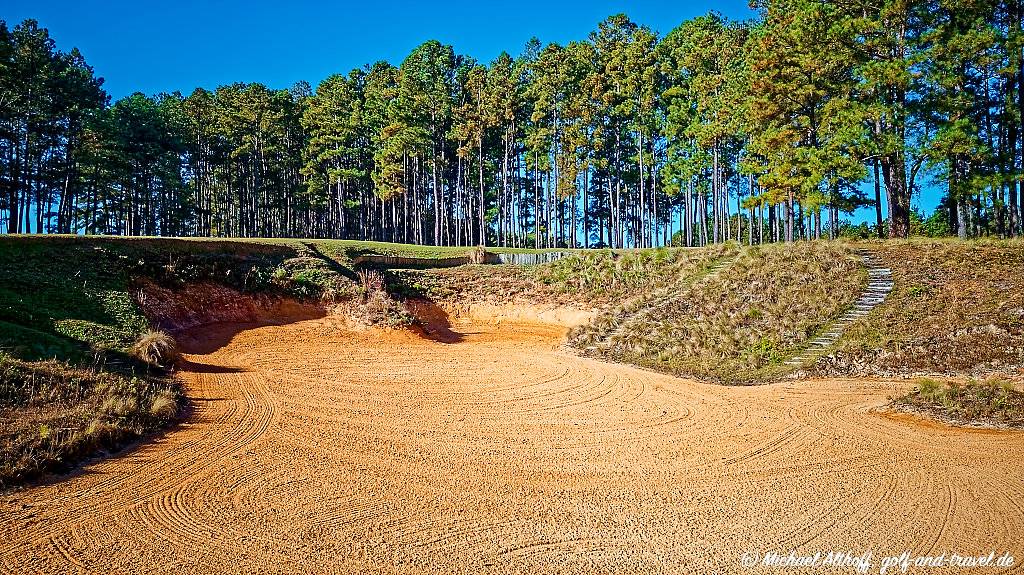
left=3, top=0, right=940, bottom=219
left=4, top=0, right=755, bottom=99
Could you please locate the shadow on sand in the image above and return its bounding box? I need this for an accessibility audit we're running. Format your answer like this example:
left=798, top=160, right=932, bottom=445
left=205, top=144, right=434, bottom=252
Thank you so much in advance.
left=405, top=299, right=466, bottom=344
left=175, top=305, right=328, bottom=356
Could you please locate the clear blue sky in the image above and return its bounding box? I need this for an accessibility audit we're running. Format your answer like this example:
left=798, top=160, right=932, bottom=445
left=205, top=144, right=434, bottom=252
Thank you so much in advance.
left=3, top=0, right=940, bottom=219
left=4, top=0, right=756, bottom=99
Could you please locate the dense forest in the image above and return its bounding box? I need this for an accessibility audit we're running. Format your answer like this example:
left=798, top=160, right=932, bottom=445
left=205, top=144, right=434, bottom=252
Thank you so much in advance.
left=1, top=0, right=1022, bottom=247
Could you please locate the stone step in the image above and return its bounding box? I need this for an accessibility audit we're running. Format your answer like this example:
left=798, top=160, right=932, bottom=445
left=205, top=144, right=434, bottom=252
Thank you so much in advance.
left=783, top=252, right=892, bottom=370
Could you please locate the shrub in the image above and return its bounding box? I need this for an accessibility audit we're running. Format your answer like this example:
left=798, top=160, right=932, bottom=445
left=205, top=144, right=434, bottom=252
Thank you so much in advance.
left=132, top=330, right=179, bottom=368
left=467, top=245, right=488, bottom=264
left=917, top=378, right=942, bottom=402
left=149, top=389, right=178, bottom=419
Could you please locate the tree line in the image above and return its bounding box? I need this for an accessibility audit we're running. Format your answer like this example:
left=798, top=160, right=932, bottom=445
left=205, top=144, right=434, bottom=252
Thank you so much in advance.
left=1, top=1, right=1022, bottom=247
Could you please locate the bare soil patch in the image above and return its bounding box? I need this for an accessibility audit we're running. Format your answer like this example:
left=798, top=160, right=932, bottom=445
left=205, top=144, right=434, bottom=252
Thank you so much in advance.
left=1, top=309, right=1021, bottom=574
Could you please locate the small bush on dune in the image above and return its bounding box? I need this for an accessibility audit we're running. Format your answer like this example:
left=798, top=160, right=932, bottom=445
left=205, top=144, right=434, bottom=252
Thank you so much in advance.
left=132, top=330, right=179, bottom=368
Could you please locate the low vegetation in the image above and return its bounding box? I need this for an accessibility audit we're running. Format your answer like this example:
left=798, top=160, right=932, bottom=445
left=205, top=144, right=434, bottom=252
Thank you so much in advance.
left=393, top=246, right=717, bottom=307
left=892, top=377, right=1024, bottom=429
left=817, top=239, right=1024, bottom=377
left=0, top=350, right=180, bottom=488
left=351, top=269, right=414, bottom=327
left=568, top=243, right=740, bottom=343
left=0, top=236, right=430, bottom=488
left=571, top=242, right=865, bottom=382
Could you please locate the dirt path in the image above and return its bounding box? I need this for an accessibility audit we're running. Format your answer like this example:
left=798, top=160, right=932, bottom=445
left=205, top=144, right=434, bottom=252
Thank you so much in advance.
left=2, top=312, right=1022, bottom=574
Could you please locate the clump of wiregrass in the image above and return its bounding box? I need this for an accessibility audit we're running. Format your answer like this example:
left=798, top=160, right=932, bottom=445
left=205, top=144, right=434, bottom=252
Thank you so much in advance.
left=893, top=376, right=1024, bottom=428
left=357, top=268, right=385, bottom=295
left=467, top=245, right=489, bottom=265
left=131, top=330, right=179, bottom=369
left=351, top=269, right=414, bottom=327
left=0, top=352, right=182, bottom=488
left=575, top=242, right=865, bottom=383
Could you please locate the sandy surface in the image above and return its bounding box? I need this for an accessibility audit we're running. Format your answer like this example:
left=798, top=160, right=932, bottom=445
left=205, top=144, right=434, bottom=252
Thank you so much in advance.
left=2, top=312, right=1023, bottom=574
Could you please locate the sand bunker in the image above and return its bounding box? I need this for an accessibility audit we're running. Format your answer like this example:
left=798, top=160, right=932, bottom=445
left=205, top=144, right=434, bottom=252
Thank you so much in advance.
left=1, top=309, right=1022, bottom=574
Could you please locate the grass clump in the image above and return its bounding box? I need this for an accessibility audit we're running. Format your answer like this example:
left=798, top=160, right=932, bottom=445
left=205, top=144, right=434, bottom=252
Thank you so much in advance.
left=131, top=330, right=179, bottom=368
left=350, top=269, right=413, bottom=327
left=893, top=376, right=1024, bottom=428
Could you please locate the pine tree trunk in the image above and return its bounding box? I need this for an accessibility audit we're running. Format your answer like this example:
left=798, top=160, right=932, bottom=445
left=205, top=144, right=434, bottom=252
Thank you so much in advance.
left=685, top=178, right=692, bottom=247
left=786, top=190, right=794, bottom=242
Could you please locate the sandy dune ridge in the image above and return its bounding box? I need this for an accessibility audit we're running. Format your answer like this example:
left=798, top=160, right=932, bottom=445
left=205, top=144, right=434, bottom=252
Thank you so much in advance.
left=1, top=311, right=1022, bottom=574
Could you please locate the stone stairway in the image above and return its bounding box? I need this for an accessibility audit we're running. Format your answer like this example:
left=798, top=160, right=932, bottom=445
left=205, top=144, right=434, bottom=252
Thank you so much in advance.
left=783, top=251, right=893, bottom=367
left=704, top=257, right=734, bottom=277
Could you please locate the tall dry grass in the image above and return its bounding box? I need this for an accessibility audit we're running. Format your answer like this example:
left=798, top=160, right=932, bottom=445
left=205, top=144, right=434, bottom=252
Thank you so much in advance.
left=820, top=239, right=1024, bottom=377
left=0, top=353, right=181, bottom=488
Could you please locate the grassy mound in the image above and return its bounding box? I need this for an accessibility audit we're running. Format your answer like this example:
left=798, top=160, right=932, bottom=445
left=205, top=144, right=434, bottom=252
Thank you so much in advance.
left=394, top=246, right=718, bottom=307
left=568, top=244, right=741, bottom=346
left=818, top=239, right=1024, bottom=377
left=573, top=242, right=865, bottom=383
left=892, top=377, right=1024, bottom=429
